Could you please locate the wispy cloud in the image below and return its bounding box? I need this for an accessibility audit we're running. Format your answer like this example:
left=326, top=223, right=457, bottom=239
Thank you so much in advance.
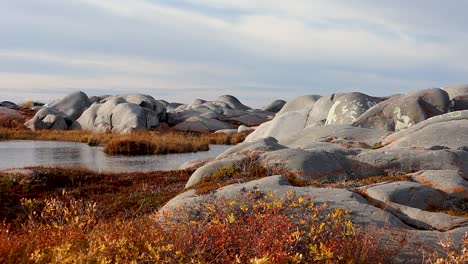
left=1, top=0, right=467, bottom=106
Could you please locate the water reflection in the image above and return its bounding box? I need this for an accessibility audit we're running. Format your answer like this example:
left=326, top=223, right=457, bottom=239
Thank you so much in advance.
left=0, top=140, right=230, bottom=172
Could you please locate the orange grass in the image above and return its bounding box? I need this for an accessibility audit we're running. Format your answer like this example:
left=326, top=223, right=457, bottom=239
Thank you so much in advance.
left=0, top=128, right=251, bottom=155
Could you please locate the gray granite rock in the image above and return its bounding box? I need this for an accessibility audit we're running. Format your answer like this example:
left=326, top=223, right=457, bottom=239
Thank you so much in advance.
left=325, top=92, right=381, bottom=125
left=262, top=99, right=286, bottom=113
left=353, top=88, right=450, bottom=131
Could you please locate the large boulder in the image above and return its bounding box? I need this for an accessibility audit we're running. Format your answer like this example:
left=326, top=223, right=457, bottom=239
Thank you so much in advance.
left=214, top=95, right=250, bottom=111
left=247, top=92, right=379, bottom=142
left=72, top=94, right=166, bottom=133
left=25, top=108, right=73, bottom=130
left=0, top=101, right=20, bottom=110
left=47, top=91, right=91, bottom=121
left=262, top=99, right=286, bottom=113
left=325, top=92, right=381, bottom=125
left=25, top=91, right=91, bottom=130
left=246, top=109, right=311, bottom=142
left=168, top=95, right=273, bottom=132
left=353, top=88, right=450, bottom=132
left=360, top=181, right=448, bottom=210
left=276, top=95, right=321, bottom=115
left=259, top=148, right=349, bottom=182
left=41, top=114, right=69, bottom=130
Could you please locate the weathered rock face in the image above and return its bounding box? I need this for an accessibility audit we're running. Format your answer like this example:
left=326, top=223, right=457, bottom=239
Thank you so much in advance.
left=167, top=95, right=274, bottom=132
left=259, top=148, right=349, bottom=181
left=73, top=94, right=166, bottom=133
left=348, top=149, right=468, bottom=178
left=277, top=95, right=322, bottom=115
left=25, top=108, right=73, bottom=130
left=281, top=125, right=390, bottom=148
left=411, top=170, right=468, bottom=197
left=325, top=93, right=381, bottom=125
left=383, top=110, right=468, bottom=150
left=360, top=181, right=449, bottom=210
left=247, top=92, right=383, bottom=142
left=47, top=91, right=91, bottom=121
left=353, top=88, right=450, bottom=132
left=25, top=91, right=91, bottom=130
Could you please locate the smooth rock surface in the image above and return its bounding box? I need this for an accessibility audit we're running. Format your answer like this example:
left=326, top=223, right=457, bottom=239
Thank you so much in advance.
left=325, top=92, right=381, bottom=125
left=360, top=181, right=448, bottom=210
left=411, top=170, right=468, bottom=196
left=262, top=99, right=286, bottom=113
left=353, top=88, right=450, bottom=132
left=73, top=94, right=166, bottom=133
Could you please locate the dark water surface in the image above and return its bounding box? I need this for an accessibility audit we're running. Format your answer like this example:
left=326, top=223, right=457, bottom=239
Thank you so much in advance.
left=0, top=140, right=230, bottom=172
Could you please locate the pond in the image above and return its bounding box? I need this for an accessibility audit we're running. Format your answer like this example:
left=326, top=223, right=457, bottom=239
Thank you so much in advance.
left=0, top=140, right=230, bottom=173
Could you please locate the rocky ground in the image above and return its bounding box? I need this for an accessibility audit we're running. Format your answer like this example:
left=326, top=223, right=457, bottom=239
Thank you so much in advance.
left=2, top=85, right=468, bottom=262
left=164, top=85, right=468, bottom=262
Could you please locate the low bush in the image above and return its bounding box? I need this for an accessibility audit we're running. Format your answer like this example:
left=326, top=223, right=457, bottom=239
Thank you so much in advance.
left=0, top=189, right=396, bottom=263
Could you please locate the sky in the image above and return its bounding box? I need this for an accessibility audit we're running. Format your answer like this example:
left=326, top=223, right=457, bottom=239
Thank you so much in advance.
left=1, top=0, right=468, bottom=107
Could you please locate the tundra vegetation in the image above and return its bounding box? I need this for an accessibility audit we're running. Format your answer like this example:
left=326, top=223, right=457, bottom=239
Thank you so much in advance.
left=0, top=166, right=466, bottom=263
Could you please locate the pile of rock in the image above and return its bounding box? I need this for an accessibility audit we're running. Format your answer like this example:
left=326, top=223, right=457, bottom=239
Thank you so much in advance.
left=161, top=85, right=468, bottom=261
left=24, top=92, right=279, bottom=133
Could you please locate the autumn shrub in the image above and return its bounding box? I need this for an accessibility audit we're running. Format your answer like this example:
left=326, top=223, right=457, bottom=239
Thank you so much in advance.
left=0, top=116, right=26, bottom=129
left=425, top=232, right=468, bottom=264
left=1, top=189, right=395, bottom=263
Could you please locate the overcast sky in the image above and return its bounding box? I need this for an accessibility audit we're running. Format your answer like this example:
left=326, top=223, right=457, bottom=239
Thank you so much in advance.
left=1, top=0, right=468, bottom=107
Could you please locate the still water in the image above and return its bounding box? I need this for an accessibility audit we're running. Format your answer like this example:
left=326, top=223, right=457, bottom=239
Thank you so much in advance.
left=0, top=140, right=230, bottom=172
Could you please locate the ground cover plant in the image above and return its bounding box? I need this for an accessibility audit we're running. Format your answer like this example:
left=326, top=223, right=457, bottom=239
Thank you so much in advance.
left=0, top=167, right=466, bottom=263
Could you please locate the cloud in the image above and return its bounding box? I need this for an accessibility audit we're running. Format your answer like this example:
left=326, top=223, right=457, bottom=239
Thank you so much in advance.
left=1, top=0, right=467, bottom=106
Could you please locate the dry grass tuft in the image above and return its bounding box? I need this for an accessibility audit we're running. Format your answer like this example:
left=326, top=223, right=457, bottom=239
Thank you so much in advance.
left=0, top=128, right=251, bottom=155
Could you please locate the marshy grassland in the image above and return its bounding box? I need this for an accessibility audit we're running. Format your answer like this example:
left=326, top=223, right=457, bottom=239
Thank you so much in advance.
left=0, top=128, right=252, bottom=155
